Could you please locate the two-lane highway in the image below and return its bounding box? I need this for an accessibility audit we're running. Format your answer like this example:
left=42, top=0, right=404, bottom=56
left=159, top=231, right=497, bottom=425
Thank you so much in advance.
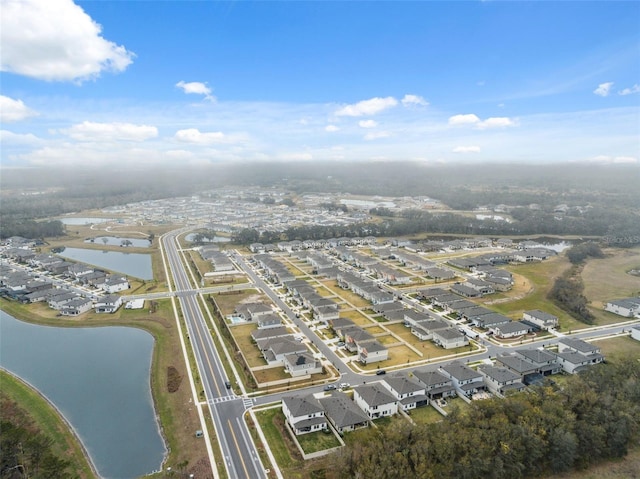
left=162, top=231, right=265, bottom=479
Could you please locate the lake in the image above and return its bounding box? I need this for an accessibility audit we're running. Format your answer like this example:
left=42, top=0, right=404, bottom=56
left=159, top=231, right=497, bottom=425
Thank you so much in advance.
left=0, top=311, right=167, bottom=479
left=85, top=236, right=151, bottom=248
left=59, top=217, right=116, bottom=225
left=184, top=233, right=231, bottom=243
left=58, top=247, right=153, bottom=280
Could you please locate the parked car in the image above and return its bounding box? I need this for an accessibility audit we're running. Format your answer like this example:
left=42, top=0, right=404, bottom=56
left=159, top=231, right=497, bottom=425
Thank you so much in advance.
left=323, top=384, right=337, bottom=391
left=376, top=370, right=386, bottom=376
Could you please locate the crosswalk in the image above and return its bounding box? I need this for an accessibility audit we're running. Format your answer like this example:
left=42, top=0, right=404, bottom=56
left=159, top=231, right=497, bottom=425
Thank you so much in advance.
left=206, top=395, right=255, bottom=409
left=208, top=395, right=236, bottom=405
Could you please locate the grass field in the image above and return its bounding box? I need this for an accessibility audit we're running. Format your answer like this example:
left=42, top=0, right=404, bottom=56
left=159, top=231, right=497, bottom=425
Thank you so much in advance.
left=407, top=404, right=445, bottom=425
left=296, top=429, right=342, bottom=454
left=594, top=335, right=640, bottom=362
left=0, top=370, right=97, bottom=479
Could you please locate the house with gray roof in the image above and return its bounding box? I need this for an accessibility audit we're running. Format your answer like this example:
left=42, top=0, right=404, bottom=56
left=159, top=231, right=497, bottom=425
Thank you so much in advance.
left=282, top=394, right=327, bottom=435
left=556, top=338, right=604, bottom=373
left=250, top=326, right=291, bottom=342
left=432, top=328, right=469, bottom=349
left=471, top=313, right=512, bottom=329
left=490, top=321, right=530, bottom=339
left=522, top=310, right=559, bottom=330
left=358, top=340, right=388, bottom=365
left=95, top=294, right=123, bottom=314
left=478, top=365, right=525, bottom=396
left=412, top=370, right=456, bottom=400
left=439, top=362, right=485, bottom=397
left=495, top=354, right=540, bottom=383
left=319, top=392, right=370, bottom=434
left=283, top=352, right=323, bottom=377
left=514, top=348, right=561, bottom=376
left=382, top=373, right=429, bottom=410
left=60, top=297, right=93, bottom=316
left=257, top=313, right=282, bottom=329
left=604, top=297, right=640, bottom=318
left=353, top=383, right=398, bottom=419
left=256, top=337, right=308, bottom=365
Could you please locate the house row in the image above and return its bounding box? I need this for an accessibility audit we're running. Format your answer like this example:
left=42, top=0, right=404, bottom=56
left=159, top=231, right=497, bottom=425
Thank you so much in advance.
left=329, top=318, right=388, bottom=364
left=254, top=254, right=296, bottom=284
left=336, top=271, right=395, bottom=305
left=200, top=247, right=234, bottom=272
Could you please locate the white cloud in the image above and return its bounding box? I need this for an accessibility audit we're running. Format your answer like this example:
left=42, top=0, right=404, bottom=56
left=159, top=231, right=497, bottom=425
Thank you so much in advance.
left=452, top=145, right=481, bottom=153
left=0, top=129, right=42, bottom=144
left=325, top=124, right=340, bottom=132
left=401, top=94, right=428, bottom=107
left=174, top=128, right=227, bottom=144
left=358, top=120, right=378, bottom=129
left=364, top=131, right=391, bottom=141
left=0, top=95, right=38, bottom=122
left=448, top=114, right=516, bottom=129
left=176, top=81, right=215, bottom=101
left=477, top=117, right=516, bottom=129
left=618, top=84, right=640, bottom=96
left=61, top=121, right=158, bottom=141
left=335, top=97, right=398, bottom=117
left=0, top=0, right=134, bottom=82
left=448, top=114, right=481, bottom=126
left=589, top=155, right=638, bottom=164
left=593, top=82, right=614, bottom=97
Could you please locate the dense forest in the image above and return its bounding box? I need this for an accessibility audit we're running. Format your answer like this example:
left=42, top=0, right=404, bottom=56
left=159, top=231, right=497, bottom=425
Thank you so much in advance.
left=327, top=360, right=640, bottom=479
left=2, top=162, right=639, bottom=242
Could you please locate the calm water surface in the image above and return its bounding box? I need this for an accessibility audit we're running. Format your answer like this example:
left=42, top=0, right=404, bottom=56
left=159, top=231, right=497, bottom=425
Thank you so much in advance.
left=0, top=311, right=167, bottom=479
left=58, top=247, right=153, bottom=280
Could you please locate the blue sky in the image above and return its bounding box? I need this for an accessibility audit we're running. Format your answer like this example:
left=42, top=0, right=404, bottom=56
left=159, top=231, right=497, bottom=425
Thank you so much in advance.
left=1, top=0, right=639, bottom=167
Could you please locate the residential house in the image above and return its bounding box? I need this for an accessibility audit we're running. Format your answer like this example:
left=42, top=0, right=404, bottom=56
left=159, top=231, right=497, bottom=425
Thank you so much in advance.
left=495, top=354, right=540, bottom=383
left=256, top=337, right=308, bottom=366
left=319, top=392, right=370, bottom=434
left=412, top=370, right=457, bottom=400
left=514, top=348, right=561, bottom=377
left=432, top=328, right=469, bottom=349
left=522, top=310, right=559, bottom=330
left=631, top=325, right=640, bottom=342
left=282, top=394, right=327, bottom=435
left=94, top=294, right=123, bottom=313
left=604, top=297, right=640, bottom=318
left=353, top=383, right=398, bottom=419
left=251, top=326, right=291, bottom=342
left=439, top=362, right=485, bottom=397
left=471, top=313, right=512, bottom=329
left=556, top=338, right=604, bottom=373
left=60, top=297, right=93, bottom=316
left=283, top=352, right=323, bottom=377
left=257, top=313, right=282, bottom=330
left=382, top=373, right=429, bottom=410
left=450, top=283, right=482, bottom=298
left=490, top=321, right=531, bottom=339
left=101, top=276, right=130, bottom=294
left=358, top=340, right=388, bottom=365
left=478, top=365, right=525, bottom=396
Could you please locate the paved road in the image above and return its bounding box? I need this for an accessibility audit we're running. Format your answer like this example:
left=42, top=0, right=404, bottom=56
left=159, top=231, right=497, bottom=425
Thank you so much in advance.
left=162, top=232, right=265, bottom=479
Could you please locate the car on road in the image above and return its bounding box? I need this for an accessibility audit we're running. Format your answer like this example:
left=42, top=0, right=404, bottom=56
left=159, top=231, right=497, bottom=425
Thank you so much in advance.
left=376, top=370, right=386, bottom=375
left=339, top=382, right=350, bottom=389
left=323, top=384, right=337, bottom=391
left=225, top=381, right=232, bottom=390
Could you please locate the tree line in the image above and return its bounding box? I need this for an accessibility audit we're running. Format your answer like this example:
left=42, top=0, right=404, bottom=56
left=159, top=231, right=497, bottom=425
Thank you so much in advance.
left=327, top=359, right=640, bottom=479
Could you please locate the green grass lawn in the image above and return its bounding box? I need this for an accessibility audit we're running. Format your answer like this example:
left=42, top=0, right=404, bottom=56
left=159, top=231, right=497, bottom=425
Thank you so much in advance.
left=296, top=429, right=342, bottom=454
left=407, top=405, right=445, bottom=424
